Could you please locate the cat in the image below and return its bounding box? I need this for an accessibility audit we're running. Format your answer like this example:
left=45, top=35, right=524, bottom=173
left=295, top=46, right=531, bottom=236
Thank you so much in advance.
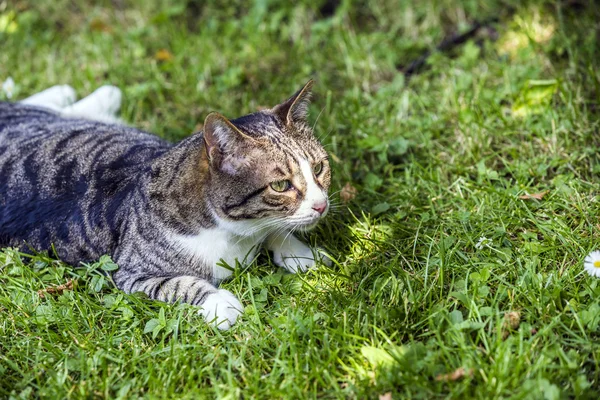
left=0, top=81, right=331, bottom=330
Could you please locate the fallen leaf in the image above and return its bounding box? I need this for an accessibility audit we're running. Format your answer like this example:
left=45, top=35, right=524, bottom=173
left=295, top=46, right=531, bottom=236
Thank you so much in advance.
left=518, top=191, right=548, bottom=200
left=435, top=367, right=473, bottom=382
left=340, top=182, right=358, bottom=203
left=155, top=49, right=173, bottom=62
left=379, top=392, right=392, bottom=400
left=502, top=310, right=521, bottom=339
left=90, top=18, right=112, bottom=33
left=38, top=280, right=75, bottom=298
left=504, top=311, right=521, bottom=329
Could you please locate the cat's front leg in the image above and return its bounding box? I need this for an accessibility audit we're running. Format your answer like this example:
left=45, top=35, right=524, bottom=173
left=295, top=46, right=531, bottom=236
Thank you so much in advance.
left=114, top=272, right=242, bottom=330
left=265, top=233, right=330, bottom=273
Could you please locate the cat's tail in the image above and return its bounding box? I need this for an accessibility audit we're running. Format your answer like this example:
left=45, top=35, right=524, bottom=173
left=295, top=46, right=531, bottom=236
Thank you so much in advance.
left=114, top=273, right=243, bottom=330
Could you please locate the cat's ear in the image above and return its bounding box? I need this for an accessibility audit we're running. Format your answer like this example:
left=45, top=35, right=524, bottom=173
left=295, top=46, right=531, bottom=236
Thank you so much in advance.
left=273, top=80, right=313, bottom=125
left=203, top=112, right=254, bottom=174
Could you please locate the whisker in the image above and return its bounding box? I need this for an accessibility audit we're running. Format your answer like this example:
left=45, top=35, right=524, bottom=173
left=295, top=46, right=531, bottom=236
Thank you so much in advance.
left=230, top=218, right=282, bottom=242
left=282, top=228, right=296, bottom=244
left=313, top=106, right=326, bottom=133
left=317, top=125, right=335, bottom=142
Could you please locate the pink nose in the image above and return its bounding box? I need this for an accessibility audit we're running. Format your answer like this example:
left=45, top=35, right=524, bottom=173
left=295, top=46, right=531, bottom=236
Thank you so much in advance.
left=312, top=201, right=328, bottom=215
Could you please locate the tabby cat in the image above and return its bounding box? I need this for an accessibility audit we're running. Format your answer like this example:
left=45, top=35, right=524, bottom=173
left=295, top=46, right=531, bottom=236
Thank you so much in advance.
left=0, top=81, right=331, bottom=329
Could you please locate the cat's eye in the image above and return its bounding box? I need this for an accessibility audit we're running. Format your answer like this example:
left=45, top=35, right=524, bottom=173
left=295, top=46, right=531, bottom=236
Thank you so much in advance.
left=313, top=161, right=323, bottom=176
left=270, top=180, right=291, bottom=192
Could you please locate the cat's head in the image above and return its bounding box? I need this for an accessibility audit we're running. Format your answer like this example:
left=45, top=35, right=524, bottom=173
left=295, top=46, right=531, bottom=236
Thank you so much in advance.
left=203, top=81, right=330, bottom=235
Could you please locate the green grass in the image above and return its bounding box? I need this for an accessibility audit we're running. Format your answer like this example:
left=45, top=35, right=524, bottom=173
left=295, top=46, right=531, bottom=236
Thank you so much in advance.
left=1, top=0, right=600, bottom=398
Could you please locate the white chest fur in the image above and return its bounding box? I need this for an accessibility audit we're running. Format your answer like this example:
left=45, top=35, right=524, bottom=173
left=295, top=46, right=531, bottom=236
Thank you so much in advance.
left=173, top=227, right=265, bottom=282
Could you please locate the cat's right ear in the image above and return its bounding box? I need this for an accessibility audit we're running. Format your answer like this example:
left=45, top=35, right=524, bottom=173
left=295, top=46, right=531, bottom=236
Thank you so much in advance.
left=203, top=112, right=253, bottom=174
left=273, top=80, right=314, bottom=126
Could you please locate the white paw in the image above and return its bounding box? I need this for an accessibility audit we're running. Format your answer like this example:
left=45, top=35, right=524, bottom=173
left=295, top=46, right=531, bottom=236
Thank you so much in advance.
left=198, top=289, right=243, bottom=330
left=273, top=242, right=331, bottom=273
left=91, top=85, right=122, bottom=116
left=62, top=85, right=122, bottom=120
left=20, top=85, right=77, bottom=110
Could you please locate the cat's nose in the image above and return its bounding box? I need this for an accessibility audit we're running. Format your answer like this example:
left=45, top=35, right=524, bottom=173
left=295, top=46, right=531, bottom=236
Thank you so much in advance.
left=312, top=201, right=328, bottom=215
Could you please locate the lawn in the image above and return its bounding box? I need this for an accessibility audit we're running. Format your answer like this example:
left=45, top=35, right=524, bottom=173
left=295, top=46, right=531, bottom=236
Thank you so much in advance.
left=1, top=0, right=600, bottom=398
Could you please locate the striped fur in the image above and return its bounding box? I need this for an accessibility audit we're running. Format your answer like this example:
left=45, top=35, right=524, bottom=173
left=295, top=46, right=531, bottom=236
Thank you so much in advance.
left=0, top=82, right=330, bottom=329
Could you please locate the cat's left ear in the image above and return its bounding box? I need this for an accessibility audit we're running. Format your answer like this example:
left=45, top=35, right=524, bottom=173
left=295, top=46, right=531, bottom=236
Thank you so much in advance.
left=203, top=112, right=254, bottom=174
left=273, top=80, right=313, bottom=126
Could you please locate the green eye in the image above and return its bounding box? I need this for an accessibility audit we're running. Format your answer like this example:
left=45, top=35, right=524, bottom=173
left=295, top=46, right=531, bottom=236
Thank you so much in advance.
left=313, top=161, right=323, bottom=176
left=270, top=180, right=291, bottom=192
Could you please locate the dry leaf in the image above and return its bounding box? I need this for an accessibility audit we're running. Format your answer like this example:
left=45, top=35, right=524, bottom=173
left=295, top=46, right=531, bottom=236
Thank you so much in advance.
left=340, top=182, right=358, bottom=203
left=504, top=311, right=521, bottom=329
left=90, top=18, right=112, bottom=33
left=155, top=49, right=174, bottom=62
left=38, top=279, right=75, bottom=298
left=502, top=311, right=521, bottom=339
left=379, top=392, right=392, bottom=400
left=518, top=191, right=548, bottom=200
left=435, top=367, right=473, bottom=382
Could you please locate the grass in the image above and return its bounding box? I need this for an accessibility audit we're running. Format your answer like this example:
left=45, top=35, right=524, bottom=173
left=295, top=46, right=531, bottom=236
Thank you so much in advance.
left=1, top=0, right=600, bottom=398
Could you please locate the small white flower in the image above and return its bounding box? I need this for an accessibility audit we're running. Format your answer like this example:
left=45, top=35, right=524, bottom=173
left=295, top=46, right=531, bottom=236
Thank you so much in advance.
left=475, top=236, right=490, bottom=250
left=584, top=250, right=600, bottom=278
left=2, top=77, right=15, bottom=99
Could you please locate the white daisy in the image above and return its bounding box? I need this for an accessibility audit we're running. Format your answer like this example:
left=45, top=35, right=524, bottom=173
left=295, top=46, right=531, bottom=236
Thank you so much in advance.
left=583, top=250, right=600, bottom=278
left=475, top=236, right=490, bottom=250
left=2, top=77, right=15, bottom=99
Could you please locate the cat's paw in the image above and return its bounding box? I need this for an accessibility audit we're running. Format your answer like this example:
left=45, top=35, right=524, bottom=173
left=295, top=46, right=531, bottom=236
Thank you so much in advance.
left=91, top=85, right=122, bottom=116
left=20, top=85, right=77, bottom=110
left=62, top=85, right=122, bottom=120
left=198, top=289, right=243, bottom=330
left=272, top=242, right=331, bottom=273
